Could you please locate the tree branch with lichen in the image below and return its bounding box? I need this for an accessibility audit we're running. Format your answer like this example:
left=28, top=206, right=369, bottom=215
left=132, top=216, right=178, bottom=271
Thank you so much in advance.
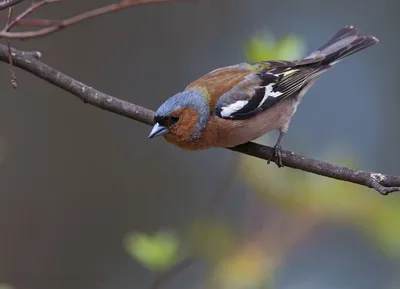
left=0, top=44, right=399, bottom=195
left=0, top=0, right=24, bottom=11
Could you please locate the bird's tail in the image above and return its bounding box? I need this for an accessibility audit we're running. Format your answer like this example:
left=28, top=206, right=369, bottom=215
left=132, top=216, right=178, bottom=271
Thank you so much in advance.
left=305, top=26, right=379, bottom=66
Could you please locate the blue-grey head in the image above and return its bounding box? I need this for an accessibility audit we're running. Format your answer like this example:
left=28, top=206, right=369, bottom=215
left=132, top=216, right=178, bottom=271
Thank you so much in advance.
left=148, top=89, right=210, bottom=140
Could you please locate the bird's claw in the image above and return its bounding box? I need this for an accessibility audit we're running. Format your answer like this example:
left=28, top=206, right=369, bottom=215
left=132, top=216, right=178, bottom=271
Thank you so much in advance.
left=267, top=144, right=284, bottom=168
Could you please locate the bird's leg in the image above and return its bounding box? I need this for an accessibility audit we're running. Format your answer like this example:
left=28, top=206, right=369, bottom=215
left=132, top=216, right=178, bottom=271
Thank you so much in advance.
left=267, top=131, right=285, bottom=167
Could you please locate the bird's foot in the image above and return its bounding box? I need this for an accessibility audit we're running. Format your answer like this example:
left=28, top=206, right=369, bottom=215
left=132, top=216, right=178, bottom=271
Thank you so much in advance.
left=267, top=144, right=284, bottom=168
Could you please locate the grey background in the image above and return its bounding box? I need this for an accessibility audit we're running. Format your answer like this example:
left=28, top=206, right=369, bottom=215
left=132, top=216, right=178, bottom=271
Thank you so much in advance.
left=0, top=1, right=398, bottom=289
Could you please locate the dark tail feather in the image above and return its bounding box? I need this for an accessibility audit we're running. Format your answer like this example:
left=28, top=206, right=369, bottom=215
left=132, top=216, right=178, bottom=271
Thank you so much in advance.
left=306, top=26, right=379, bottom=65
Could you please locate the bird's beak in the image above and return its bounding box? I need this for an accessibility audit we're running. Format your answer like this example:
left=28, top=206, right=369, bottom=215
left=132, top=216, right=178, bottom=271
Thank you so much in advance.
left=148, top=123, right=169, bottom=138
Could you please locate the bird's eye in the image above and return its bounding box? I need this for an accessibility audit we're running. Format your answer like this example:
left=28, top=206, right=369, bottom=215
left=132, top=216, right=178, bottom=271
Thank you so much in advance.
left=171, top=114, right=180, bottom=123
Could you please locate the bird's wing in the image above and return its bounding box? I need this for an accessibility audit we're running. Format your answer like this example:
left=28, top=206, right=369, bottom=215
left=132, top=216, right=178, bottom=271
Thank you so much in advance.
left=185, top=63, right=256, bottom=110
left=213, top=59, right=326, bottom=120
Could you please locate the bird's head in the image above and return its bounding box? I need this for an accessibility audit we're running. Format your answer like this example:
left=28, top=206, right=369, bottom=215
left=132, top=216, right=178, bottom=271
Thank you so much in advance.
left=148, top=89, right=210, bottom=141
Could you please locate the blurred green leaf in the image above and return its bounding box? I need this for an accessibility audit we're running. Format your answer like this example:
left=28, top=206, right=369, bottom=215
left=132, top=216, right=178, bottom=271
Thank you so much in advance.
left=276, top=34, right=307, bottom=59
left=124, top=230, right=180, bottom=271
left=244, top=31, right=306, bottom=62
left=0, top=284, right=13, bottom=289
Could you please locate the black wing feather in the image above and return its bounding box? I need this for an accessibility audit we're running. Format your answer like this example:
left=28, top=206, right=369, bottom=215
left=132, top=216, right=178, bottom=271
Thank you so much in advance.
left=226, top=73, right=279, bottom=119
left=219, top=65, right=322, bottom=120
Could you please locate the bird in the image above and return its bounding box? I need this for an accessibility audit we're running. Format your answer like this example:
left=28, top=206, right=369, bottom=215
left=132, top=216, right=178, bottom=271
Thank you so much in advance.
left=148, top=26, right=378, bottom=167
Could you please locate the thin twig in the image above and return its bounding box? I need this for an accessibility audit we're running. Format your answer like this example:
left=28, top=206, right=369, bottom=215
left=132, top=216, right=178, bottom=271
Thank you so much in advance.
left=2, top=18, right=61, bottom=27
left=0, top=0, right=24, bottom=10
left=0, top=44, right=399, bottom=195
left=6, top=6, right=16, bottom=88
left=2, top=0, right=59, bottom=88
left=5, top=0, right=61, bottom=31
left=0, top=0, right=193, bottom=40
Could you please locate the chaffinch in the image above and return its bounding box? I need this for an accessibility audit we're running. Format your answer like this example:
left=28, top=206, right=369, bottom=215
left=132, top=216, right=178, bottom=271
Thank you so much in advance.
left=149, top=26, right=378, bottom=166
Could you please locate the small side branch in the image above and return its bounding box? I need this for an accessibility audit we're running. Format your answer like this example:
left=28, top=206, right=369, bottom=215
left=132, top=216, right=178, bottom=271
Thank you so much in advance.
left=4, top=0, right=61, bottom=31
left=0, top=0, right=192, bottom=40
left=0, top=44, right=399, bottom=195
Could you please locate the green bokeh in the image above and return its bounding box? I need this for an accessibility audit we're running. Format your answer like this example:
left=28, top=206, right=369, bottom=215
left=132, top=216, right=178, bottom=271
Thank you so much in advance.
left=124, top=230, right=180, bottom=271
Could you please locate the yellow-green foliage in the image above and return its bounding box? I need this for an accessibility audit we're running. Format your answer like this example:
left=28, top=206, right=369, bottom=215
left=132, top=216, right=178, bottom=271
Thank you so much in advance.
left=244, top=31, right=306, bottom=62
left=124, top=230, right=180, bottom=270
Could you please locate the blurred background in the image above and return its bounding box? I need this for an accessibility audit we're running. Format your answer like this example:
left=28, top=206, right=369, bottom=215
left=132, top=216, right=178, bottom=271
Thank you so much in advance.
left=0, top=1, right=399, bottom=289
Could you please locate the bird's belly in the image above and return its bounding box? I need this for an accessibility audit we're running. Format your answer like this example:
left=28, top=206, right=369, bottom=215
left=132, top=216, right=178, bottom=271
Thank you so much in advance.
left=213, top=97, right=296, bottom=148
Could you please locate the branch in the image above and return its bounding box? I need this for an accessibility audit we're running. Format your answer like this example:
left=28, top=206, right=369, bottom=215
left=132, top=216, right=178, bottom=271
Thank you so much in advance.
left=0, top=0, right=191, bottom=40
left=0, top=17, right=61, bottom=27
left=4, top=0, right=60, bottom=32
left=0, top=44, right=399, bottom=195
